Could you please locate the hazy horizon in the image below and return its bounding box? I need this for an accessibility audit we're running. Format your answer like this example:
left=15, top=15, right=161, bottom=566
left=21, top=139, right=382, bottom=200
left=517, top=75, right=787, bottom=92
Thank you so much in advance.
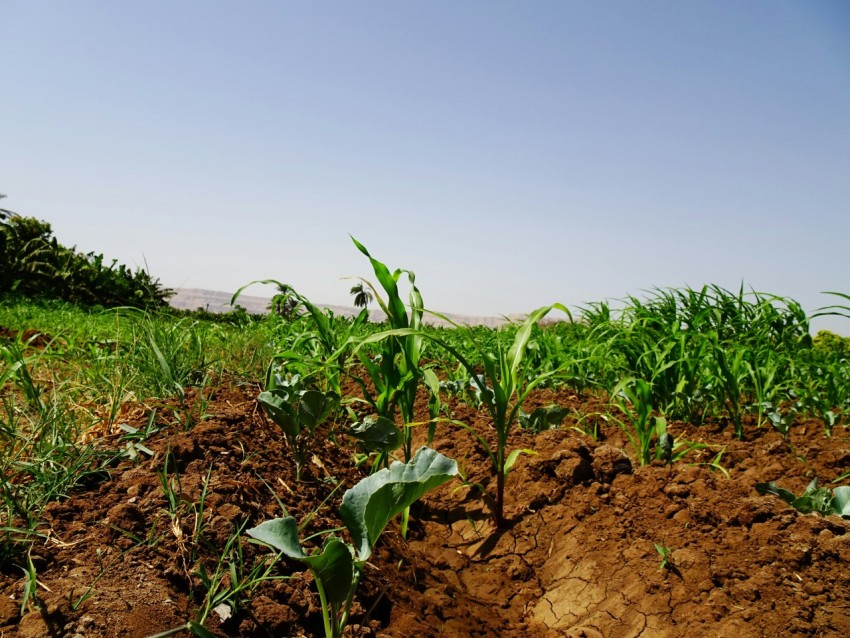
left=2, top=1, right=849, bottom=333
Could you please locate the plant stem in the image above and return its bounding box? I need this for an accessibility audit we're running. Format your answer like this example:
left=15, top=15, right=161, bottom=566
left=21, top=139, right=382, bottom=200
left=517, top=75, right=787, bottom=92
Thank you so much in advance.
left=312, top=574, right=335, bottom=638
left=400, top=507, right=409, bottom=539
left=144, top=624, right=192, bottom=638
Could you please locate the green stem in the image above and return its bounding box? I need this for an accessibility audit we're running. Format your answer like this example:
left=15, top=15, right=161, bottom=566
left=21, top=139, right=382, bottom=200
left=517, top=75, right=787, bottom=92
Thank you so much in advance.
left=338, top=570, right=361, bottom=635
left=495, top=429, right=506, bottom=527
left=400, top=506, right=409, bottom=539
left=312, top=573, right=335, bottom=638
left=144, top=624, right=193, bottom=638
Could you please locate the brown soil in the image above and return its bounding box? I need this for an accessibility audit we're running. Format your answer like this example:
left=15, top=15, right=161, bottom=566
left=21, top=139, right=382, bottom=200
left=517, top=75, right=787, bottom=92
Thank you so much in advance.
left=2, top=379, right=849, bottom=638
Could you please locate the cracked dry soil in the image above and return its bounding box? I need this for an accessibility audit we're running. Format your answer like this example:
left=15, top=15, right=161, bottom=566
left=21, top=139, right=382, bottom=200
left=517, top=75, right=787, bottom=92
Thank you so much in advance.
left=1, top=379, right=849, bottom=637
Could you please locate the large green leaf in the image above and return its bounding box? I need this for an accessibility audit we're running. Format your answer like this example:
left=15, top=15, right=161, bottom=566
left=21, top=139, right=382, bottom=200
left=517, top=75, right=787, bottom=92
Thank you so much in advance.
left=258, top=390, right=300, bottom=438
left=299, top=389, right=340, bottom=434
left=340, top=447, right=458, bottom=561
left=757, top=480, right=850, bottom=518
left=246, top=518, right=356, bottom=605
left=800, top=479, right=833, bottom=514
left=755, top=481, right=798, bottom=505
left=831, top=486, right=850, bottom=518
left=246, top=516, right=305, bottom=558
left=304, top=538, right=357, bottom=605
left=349, top=416, right=403, bottom=453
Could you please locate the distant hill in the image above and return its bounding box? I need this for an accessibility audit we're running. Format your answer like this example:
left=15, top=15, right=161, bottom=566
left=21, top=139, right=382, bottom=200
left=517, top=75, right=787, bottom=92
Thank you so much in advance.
left=169, top=288, right=515, bottom=328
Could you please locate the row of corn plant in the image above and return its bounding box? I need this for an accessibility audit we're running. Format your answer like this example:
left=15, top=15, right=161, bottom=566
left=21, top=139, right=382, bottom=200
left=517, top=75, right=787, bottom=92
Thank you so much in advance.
left=549, top=285, right=848, bottom=440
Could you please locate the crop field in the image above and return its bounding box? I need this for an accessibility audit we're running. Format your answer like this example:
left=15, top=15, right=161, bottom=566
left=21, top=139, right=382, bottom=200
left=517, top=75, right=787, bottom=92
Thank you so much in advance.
left=1, top=244, right=850, bottom=637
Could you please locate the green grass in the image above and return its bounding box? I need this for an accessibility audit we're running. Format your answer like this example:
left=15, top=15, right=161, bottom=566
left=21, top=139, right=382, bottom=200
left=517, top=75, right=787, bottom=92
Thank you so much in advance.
left=0, top=297, right=283, bottom=563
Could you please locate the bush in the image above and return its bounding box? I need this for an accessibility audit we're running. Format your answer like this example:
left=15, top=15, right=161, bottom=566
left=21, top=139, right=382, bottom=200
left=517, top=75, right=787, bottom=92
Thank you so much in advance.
left=813, top=330, right=850, bottom=359
left=0, top=208, right=172, bottom=309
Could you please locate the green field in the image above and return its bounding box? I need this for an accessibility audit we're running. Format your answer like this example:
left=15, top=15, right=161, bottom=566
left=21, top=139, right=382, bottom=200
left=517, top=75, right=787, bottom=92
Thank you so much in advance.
left=2, top=241, right=850, bottom=637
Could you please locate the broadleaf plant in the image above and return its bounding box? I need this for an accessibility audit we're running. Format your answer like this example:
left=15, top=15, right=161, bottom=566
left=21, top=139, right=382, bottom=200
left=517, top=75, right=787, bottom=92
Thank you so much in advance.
left=756, top=478, right=850, bottom=518
left=348, top=415, right=403, bottom=464
left=247, top=447, right=457, bottom=638
left=257, top=385, right=340, bottom=481
left=231, top=281, right=368, bottom=395
left=339, top=446, right=459, bottom=561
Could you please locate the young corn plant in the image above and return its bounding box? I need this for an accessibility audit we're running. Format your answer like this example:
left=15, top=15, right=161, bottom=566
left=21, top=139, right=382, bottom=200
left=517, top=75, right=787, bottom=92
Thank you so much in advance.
left=654, top=541, right=673, bottom=573
left=745, top=350, right=785, bottom=429
left=797, top=360, right=849, bottom=436
left=348, top=237, right=425, bottom=464
left=233, top=282, right=368, bottom=395
left=247, top=447, right=457, bottom=638
left=611, top=377, right=667, bottom=467
left=708, top=343, right=748, bottom=438
left=356, top=304, right=570, bottom=527
left=422, top=368, right=445, bottom=443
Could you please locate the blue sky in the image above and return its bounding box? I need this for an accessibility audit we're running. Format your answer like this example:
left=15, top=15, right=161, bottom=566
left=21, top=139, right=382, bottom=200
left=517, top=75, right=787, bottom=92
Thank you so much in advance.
left=2, top=1, right=849, bottom=331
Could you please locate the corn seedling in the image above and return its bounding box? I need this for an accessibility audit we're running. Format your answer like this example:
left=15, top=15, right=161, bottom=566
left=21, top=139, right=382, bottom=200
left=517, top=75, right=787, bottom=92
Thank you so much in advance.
left=654, top=541, right=672, bottom=573
left=422, top=368, right=444, bottom=443
left=761, top=389, right=808, bottom=439
left=571, top=410, right=611, bottom=442
left=611, top=378, right=666, bottom=466
left=745, top=351, right=784, bottom=429
left=708, top=344, right=748, bottom=438
left=346, top=238, right=426, bottom=464
left=688, top=447, right=730, bottom=478
left=356, top=303, right=570, bottom=526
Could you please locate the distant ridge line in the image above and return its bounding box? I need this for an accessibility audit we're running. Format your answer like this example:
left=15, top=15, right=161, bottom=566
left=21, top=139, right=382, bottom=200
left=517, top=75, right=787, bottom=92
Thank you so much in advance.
left=169, top=287, right=514, bottom=328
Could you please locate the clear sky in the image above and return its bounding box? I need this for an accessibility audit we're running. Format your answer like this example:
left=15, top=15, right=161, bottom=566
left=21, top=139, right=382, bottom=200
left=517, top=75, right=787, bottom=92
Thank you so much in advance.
left=2, top=1, right=849, bottom=331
